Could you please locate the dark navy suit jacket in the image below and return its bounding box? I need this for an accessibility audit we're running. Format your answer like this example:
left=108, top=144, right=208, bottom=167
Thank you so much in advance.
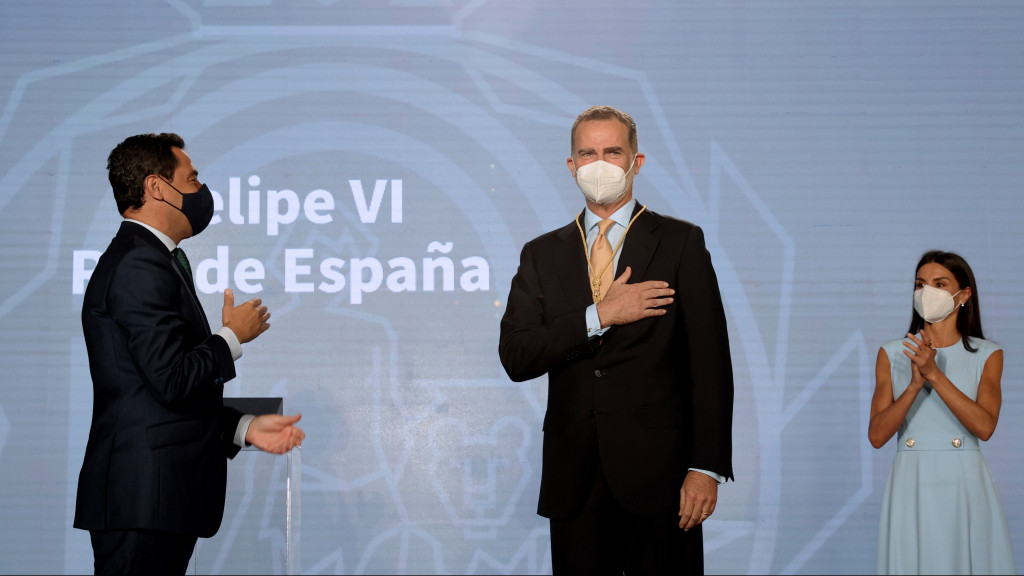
left=499, top=203, right=734, bottom=520
left=75, top=221, right=242, bottom=537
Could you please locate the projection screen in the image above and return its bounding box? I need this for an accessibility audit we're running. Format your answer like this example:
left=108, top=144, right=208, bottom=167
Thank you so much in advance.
left=1, top=1, right=1023, bottom=573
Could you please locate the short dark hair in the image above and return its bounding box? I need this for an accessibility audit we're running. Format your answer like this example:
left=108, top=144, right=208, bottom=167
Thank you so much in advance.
left=570, top=105, right=638, bottom=154
left=908, top=250, right=985, bottom=352
left=107, top=133, right=184, bottom=214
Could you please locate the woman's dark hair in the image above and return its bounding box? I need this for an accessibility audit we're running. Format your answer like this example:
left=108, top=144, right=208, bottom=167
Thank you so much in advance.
left=908, top=250, right=984, bottom=352
left=107, top=133, right=184, bottom=214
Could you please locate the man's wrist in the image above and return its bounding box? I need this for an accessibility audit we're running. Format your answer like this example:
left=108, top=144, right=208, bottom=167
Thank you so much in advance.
left=586, top=304, right=607, bottom=337
left=235, top=414, right=255, bottom=447
left=216, top=326, right=243, bottom=361
left=689, top=468, right=726, bottom=484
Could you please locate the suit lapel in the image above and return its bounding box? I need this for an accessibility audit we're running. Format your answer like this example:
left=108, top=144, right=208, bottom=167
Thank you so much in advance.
left=616, top=204, right=659, bottom=281
left=118, top=223, right=211, bottom=335
left=554, top=214, right=596, bottom=309
left=169, top=252, right=212, bottom=335
left=171, top=251, right=200, bottom=296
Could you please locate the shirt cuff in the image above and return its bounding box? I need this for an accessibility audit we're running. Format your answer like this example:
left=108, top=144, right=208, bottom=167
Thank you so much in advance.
left=234, top=413, right=256, bottom=448
left=689, top=468, right=726, bottom=484
left=586, top=304, right=608, bottom=338
left=216, top=327, right=243, bottom=361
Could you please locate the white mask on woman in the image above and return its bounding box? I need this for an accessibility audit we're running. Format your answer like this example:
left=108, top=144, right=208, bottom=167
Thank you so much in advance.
left=913, top=284, right=962, bottom=323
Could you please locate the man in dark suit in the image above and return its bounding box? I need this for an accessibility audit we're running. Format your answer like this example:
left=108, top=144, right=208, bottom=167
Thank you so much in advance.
left=499, top=106, right=734, bottom=574
left=75, top=133, right=305, bottom=575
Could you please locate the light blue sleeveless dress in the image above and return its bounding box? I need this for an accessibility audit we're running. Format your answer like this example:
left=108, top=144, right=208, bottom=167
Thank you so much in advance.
left=877, top=337, right=1015, bottom=574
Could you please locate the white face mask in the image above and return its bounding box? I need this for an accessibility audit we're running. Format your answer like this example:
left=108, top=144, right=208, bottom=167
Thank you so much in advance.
left=913, top=284, right=963, bottom=323
left=573, top=156, right=636, bottom=205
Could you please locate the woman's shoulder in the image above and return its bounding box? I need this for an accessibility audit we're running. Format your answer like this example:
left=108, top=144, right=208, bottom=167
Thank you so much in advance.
left=879, top=337, right=910, bottom=361
left=880, top=336, right=909, bottom=350
left=965, top=337, right=1001, bottom=356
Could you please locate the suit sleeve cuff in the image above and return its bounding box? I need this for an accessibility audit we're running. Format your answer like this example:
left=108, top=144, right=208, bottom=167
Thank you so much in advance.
left=689, top=468, right=726, bottom=484
left=216, top=327, right=243, bottom=361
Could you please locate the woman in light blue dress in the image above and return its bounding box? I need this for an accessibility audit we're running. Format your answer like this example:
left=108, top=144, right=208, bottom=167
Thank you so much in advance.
left=869, top=251, right=1015, bottom=575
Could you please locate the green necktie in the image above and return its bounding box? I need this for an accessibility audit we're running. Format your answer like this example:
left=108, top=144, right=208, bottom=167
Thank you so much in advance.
left=172, top=247, right=192, bottom=278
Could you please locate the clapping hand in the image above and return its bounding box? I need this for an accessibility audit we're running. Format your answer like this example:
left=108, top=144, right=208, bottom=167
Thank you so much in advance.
left=222, top=288, right=271, bottom=344
left=246, top=414, right=304, bottom=454
left=903, top=329, right=939, bottom=381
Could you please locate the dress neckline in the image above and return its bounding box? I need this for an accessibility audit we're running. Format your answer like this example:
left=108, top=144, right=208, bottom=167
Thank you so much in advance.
left=933, top=337, right=963, bottom=350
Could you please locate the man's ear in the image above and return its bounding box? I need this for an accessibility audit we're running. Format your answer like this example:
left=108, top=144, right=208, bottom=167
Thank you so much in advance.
left=632, top=152, right=646, bottom=174
left=144, top=174, right=164, bottom=200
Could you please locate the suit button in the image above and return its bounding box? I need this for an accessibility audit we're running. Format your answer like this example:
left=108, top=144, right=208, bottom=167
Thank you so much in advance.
left=594, top=370, right=602, bottom=377
left=214, top=377, right=224, bottom=385
left=588, top=409, right=596, bottom=417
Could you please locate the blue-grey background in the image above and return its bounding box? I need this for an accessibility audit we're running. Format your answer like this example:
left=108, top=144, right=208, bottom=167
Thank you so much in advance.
left=1, top=1, right=1023, bottom=574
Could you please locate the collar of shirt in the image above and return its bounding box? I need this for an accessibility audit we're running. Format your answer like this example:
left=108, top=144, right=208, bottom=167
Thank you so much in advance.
left=124, top=218, right=177, bottom=252
left=584, top=198, right=637, bottom=248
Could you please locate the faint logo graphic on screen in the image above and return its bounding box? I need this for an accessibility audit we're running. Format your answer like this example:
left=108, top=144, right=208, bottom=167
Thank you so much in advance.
left=427, top=417, right=531, bottom=539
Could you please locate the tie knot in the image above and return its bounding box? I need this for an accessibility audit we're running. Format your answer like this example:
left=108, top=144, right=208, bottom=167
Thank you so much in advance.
left=597, top=219, right=615, bottom=236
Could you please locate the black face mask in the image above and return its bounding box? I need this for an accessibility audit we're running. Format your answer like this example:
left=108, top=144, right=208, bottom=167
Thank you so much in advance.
left=159, top=178, right=214, bottom=236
